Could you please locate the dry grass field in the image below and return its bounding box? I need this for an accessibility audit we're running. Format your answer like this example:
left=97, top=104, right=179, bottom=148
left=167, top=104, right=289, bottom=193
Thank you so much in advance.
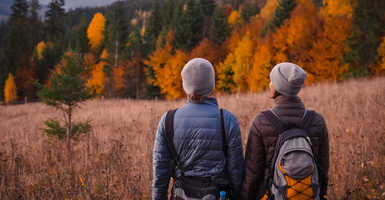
left=0, top=77, right=385, bottom=199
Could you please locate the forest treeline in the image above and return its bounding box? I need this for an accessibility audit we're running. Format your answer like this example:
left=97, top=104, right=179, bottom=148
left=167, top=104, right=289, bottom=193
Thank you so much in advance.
left=1, top=0, right=385, bottom=102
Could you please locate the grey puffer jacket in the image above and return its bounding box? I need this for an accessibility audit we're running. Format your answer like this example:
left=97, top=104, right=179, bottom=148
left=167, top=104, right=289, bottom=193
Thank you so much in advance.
left=152, top=98, right=244, bottom=200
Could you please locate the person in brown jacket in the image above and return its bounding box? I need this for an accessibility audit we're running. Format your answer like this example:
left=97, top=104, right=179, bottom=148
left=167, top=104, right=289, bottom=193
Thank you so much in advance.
left=241, top=62, right=329, bottom=200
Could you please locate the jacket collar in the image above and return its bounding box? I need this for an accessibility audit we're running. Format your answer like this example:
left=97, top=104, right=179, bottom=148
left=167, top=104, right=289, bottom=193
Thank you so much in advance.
left=274, top=95, right=305, bottom=109
left=187, top=97, right=218, bottom=106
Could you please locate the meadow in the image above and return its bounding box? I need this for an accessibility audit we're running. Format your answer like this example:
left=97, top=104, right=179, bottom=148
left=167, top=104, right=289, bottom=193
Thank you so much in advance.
left=0, top=77, right=384, bottom=199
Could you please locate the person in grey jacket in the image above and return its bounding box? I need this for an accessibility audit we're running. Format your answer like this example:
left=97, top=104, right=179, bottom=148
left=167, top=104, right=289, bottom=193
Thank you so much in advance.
left=152, top=58, right=245, bottom=200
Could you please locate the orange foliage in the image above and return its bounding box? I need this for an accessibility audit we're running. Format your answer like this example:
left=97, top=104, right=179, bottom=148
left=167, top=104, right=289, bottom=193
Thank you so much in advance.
left=144, top=32, right=174, bottom=86
left=86, top=60, right=107, bottom=95
left=189, top=38, right=226, bottom=66
left=260, top=0, right=278, bottom=20
left=248, top=41, right=274, bottom=92
left=272, top=0, right=318, bottom=65
left=321, top=0, right=352, bottom=18
left=113, top=66, right=125, bottom=92
left=15, top=63, right=37, bottom=98
left=145, top=32, right=188, bottom=99
left=160, top=50, right=188, bottom=99
left=36, top=41, right=46, bottom=60
left=228, top=10, right=241, bottom=26
left=306, top=1, right=352, bottom=82
left=87, top=12, right=106, bottom=51
left=4, top=73, right=18, bottom=103
left=374, top=36, right=385, bottom=75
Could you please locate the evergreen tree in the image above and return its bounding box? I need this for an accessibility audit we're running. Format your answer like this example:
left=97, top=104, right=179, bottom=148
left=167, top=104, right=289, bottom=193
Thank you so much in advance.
left=241, top=3, right=260, bottom=22
left=344, top=0, right=385, bottom=77
left=45, top=0, right=66, bottom=41
left=261, top=0, right=297, bottom=37
left=143, top=0, right=162, bottom=54
left=37, top=51, right=93, bottom=167
left=0, top=0, right=33, bottom=100
left=200, top=0, right=216, bottom=16
left=29, top=0, right=43, bottom=46
left=105, top=1, right=129, bottom=66
left=209, top=6, right=230, bottom=45
left=174, top=0, right=204, bottom=51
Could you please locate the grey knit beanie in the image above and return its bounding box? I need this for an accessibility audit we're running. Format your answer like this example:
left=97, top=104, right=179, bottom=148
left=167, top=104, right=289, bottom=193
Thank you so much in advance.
left=181, top=58, right=215, bottom=96
left=269, top=62, right=307, bottom=96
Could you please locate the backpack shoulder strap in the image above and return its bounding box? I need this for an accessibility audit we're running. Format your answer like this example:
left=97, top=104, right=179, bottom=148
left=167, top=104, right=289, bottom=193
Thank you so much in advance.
left=262, top=109, right=287, bottom=134
left=220, top=109, right=228, bottom=157
left=165, top=109, right=178, bottom=164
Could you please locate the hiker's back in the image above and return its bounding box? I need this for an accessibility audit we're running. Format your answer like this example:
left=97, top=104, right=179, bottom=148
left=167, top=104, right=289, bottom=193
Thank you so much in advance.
left=173, top=99, right=228, bottom=182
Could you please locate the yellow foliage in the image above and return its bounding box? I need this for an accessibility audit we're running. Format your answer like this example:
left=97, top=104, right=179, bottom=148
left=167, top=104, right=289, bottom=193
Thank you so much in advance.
left=86, top=61, right=106, bottom=95
left=159, top=50, right=188, bottom=99
left=232, top=33, right=255, bottom=91
left=260, top=0, right=278, bottom=20
left=216, top=53, right=236, bottom=93
left=87, top=12, right=106, bottom=50
left=4, top=73, right=18, bottom=103
left=228, top=10, right=241, bottom=26
left=144, top=32, right=174, bottom=86
left=113, top=66, right=125, bottom=91
left=248, top=42, right=274, bottom=92
left=36, top=41, right=46, bottom=60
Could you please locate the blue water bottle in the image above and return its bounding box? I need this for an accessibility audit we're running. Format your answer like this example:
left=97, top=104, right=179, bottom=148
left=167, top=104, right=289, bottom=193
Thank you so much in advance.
left=219, top=191, right=226, bottom=200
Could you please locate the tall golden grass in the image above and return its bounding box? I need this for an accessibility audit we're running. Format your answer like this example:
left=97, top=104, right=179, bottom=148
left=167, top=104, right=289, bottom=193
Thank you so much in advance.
left=0, top=77, right=384, bottom=199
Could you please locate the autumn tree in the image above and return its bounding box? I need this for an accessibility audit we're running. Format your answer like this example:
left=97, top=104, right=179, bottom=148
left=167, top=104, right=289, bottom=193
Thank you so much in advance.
left=144, top=32, right=174, bottom=97
left=232, top=33, right=255, bottom=91
left=261, top=0, right=296, bottom=37
left=247, top=41, right=274, bottom=92
left=87, top=12, right=106, bottom=51
left=189, top=38, right=226, bottom=66
left=373, top=36, right=385, bottom=75
left=159, top=50, right=188, bottom=99
left=216, top=53, right=237, bottom=93
left=228, top=10, right=241, bottom=27
left=306, top=0, right=352, bottom=82
left=37, top=41, right=47, bottom=60
left=86, top=49, right=108, bottom=95
left=4, top=73, right=18, bottom=103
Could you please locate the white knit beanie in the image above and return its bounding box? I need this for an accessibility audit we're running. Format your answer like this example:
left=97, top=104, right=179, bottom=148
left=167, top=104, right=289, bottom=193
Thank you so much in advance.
left=181, top=58, right=215, bottom=96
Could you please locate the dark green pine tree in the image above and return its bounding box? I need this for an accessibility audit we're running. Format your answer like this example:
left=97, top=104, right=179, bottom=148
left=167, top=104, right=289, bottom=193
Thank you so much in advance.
left=261, top=0, right=297, bottom=37
left=68, top=16, right=90, bottom=54
left=174, top=0, right=204, bottom=51
left=105, top=1, right=129, bottom=66
left=143, top=0, right=162, bottom=54
left=200, top=0, right=216, bottom=16
left=0, top=0, right=32, bottom=100
left=209, top=6, right=230, bottom=45
left=45, top=0, right=66, bottom=41
left=344, top=0, right=385, bottom=77
left=29, top=0, right=43, bottom=46
left=241, top=2, right=260, bottom=22
left=37, top=52, right=93, bottom=166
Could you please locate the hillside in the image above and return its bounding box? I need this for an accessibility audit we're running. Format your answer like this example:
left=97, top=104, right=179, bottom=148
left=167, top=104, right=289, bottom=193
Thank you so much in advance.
left=0, top=77, right=384, bottom=199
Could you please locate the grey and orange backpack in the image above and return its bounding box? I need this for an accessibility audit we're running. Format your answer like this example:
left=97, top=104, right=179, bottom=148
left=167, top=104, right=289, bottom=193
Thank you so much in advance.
left=262, top=109, right=320, bottom=200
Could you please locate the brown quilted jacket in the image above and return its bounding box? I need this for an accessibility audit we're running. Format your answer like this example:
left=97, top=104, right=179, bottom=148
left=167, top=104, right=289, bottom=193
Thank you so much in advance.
left=241, top=95, right=329, bottom=200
